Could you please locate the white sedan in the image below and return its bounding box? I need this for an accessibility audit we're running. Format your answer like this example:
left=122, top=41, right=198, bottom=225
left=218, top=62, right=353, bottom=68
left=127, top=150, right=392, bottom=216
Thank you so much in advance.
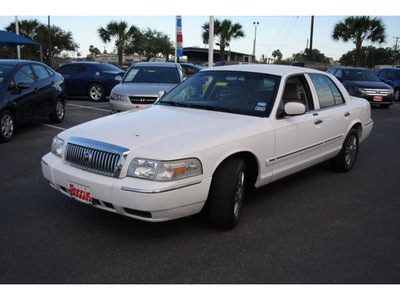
left=41, top=65, right=373, bottom=229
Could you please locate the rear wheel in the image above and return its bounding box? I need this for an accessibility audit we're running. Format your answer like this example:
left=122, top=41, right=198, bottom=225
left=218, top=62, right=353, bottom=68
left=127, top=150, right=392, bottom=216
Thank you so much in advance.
left=394, top=88, right=399, bottom=101
left=49, top=98, right=65, bottom=123
left=207, top=158, right=246, bottom=229
left=88, top=83, right=106, bottom=102
left=0, top=110, right=15, bottom=142
left=331, top=129, right=359, bottom=172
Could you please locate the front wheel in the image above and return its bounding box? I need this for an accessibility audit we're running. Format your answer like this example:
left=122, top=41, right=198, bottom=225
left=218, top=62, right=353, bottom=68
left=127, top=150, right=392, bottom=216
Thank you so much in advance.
left=331, top=129, right=359, bottom=172
left=88, top=83, right=106, bottom=102
left=207, top=158, right=247, bottom=229
left=0, top=110, right=15, bottom=142
left=394, top=88, right=399, bottom=101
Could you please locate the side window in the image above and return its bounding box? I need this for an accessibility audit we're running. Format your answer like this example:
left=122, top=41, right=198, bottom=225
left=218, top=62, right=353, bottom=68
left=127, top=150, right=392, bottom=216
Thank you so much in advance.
left=309, top=74, right=344, bottom=108
left=335, top=69, right=343, bottom=79
left=14, top=65, right=35, bottom=86
left=69, top=65, right=86, bottom=75
left=280, top=75, right=314, bottom=112
left=387, top=71, right=395, bottom=81
left=32, top=64, right=50, bottom=81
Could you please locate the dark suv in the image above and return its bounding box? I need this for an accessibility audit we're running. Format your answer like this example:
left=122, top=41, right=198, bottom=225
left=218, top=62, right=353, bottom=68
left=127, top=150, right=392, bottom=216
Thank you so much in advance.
left=375, top=68, right=400, bottom=101
left=327, top=67, right=394, bottom=108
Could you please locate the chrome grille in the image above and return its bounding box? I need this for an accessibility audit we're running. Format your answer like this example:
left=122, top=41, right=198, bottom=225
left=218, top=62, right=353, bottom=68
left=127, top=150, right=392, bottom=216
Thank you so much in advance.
left=129, top=96, right=157, bottom=104
left=65, top=137, right=129, bottom=177
left=365, top=89, right=390, bottom=96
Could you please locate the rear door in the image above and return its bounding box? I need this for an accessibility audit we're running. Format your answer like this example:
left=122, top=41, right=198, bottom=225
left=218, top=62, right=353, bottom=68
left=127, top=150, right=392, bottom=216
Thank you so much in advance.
left=30, top=63, right=55, bottom=116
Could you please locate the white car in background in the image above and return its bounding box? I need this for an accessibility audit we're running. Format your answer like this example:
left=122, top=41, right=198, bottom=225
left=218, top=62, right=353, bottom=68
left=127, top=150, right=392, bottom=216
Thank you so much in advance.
left=41, top=65, right=373, bottom=229
left=109, top=62, right=184, bottom=113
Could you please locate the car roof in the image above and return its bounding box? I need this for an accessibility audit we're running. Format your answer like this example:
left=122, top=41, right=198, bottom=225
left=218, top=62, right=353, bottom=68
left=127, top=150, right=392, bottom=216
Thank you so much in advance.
left=0, top=59, right=41, bottom=66
left=133, top=62, right=179, bottom=68
left=205, top=64, right=327, bottom=76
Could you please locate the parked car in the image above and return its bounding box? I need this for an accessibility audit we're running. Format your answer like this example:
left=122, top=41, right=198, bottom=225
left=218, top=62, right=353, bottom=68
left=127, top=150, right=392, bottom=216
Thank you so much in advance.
left=56, top=62, right=124, bottom=102
left=327, top=67, right=394, bottom=108
left=375, top=68, right=400, bottom=101
left=180, top=63, right=204, bottom=77
left=293, top=61, right=332, bottom=71
left=0, top=59, right=66, bottom=142
left=41, top=65, right=373, bottom=229
left=109, top=62, right=184, bottom=113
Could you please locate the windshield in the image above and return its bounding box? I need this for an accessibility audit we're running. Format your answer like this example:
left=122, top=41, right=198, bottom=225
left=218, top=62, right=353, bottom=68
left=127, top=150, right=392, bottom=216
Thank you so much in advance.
left=343, top=69, right=380, bottom=82
left=123, top=66, right=180, bottom=84
left=0, top=64, right=14, bottom=86
left=158, top=71, right=281, bottom=117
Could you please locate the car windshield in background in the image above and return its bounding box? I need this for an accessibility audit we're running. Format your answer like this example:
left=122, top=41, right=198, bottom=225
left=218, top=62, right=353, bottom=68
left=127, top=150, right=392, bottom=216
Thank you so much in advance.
left=123, top=66, right=180, bottom=84
left=0, top=64, right=14, bottom=86
left=96, top=63, right=123, bottom=72
left=158, top=71, right=281, bottom=117
left=343, top=69, right=380, bottom=82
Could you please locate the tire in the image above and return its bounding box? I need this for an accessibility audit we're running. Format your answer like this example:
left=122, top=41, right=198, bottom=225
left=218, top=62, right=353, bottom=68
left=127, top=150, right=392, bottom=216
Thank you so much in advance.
left=88, top=83, right=106, bottom=102
left=49, top=98, right=65, bottom=123
left=331, top=129, right=359, bottom=172
left=207, top=158, right=246, bottom=229
left=0, top=110, right=15, bottom=143
left=394, top=88, right=399, bottom=101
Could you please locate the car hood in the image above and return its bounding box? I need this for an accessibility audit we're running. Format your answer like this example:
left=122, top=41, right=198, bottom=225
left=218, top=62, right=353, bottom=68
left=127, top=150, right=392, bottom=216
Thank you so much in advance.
left=345, top=80, right=391, bottom=89
left=58, top=105, right=267, bottom=159
left=112, top=82, right=177, bottom=96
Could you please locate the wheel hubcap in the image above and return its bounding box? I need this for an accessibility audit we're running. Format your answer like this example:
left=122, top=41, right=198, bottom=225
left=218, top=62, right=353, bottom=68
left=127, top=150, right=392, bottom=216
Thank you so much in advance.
left=345, top=135, right=358, bottom=166
left=90, top=86, right=102, bottom=100
left=56, top=102, right=64, bottom=119
left=233, top=171, right=245, bottom=218
left=1, top=114, right=13, bottom=138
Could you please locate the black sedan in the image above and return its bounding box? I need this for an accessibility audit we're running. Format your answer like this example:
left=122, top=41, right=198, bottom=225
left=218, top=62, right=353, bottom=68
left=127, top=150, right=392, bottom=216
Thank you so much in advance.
left=56, top=62, right=124, bottom=101
left=327, top=67, right=394, bottom=108
left=0, top=59, right=66, bottom=142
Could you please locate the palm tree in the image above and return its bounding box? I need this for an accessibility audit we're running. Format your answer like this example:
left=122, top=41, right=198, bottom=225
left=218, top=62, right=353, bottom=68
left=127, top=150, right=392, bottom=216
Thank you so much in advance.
left=202, top=19, right=245, bottom=61
left=98, top=21, right=139, bottom=68
left=272, top=49, right=282, bottom=63
left=6, top=19, right=40, bottom=60
left=332, top=16, right=386, bottom=67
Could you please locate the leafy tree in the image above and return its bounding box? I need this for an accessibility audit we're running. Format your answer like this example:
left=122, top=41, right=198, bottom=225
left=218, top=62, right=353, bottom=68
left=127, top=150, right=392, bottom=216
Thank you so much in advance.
left=291, top=48, right=330, bottom=64
left=125, top=28, right=174, bottom=61
left=89, top=45, right=101, bottom=55
left=201, top=19, right=245, bottom=61
left=332, top=16, right=386, bottom=67
left=35, top=24, right=78, bottom=67
left=339, top=46, right=399, bottom=68
left=98, top=21, right=140, bottom=68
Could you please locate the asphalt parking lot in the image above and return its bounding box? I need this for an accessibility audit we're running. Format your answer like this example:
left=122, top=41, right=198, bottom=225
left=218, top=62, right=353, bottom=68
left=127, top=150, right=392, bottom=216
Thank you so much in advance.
left=0, top=99, right=400, bottom=284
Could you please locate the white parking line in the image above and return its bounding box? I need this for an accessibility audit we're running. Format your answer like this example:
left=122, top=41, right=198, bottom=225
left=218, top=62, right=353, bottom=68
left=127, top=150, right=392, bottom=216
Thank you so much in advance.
left=67, top=103, right=110, bottom=112
left=33, top=122, right=67, bottom=131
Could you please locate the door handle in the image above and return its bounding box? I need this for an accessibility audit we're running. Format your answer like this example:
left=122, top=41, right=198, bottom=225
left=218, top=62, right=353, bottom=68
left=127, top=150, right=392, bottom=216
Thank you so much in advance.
left=314, top=119, right=323, bottom=125
left=344, top=112, right=350, bottom=117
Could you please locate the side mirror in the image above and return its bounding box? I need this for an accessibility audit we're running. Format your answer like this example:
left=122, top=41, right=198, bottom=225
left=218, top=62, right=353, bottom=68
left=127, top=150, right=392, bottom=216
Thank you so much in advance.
left=335, top=76, right=343, bottom=82
left=284, top=102, right=306, bottom=116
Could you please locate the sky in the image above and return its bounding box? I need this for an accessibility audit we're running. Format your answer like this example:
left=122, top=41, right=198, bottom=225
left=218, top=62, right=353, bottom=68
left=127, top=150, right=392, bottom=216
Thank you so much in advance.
left=1, top=1, right=399, bottom=62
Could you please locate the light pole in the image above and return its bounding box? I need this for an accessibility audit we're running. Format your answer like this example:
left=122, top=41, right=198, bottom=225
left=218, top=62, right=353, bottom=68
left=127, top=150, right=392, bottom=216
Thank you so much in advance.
left=253, top=21, right=259, bottom=62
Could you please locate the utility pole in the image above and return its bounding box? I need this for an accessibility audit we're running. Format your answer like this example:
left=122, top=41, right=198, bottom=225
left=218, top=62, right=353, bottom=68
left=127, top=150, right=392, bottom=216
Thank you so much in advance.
left=252, top=21, right=259, bottom=63
left=308, top=16, right=314, bottom=62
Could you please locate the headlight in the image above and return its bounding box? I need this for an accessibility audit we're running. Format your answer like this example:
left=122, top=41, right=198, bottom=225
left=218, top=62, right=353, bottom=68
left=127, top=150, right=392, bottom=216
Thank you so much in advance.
left=51, top=136, right=64, bottom=157
left=127, top=158, right=202, bottom=181
left=110, top=93, right=129, bottom=102
left=354, top=87, right=366, bottom=95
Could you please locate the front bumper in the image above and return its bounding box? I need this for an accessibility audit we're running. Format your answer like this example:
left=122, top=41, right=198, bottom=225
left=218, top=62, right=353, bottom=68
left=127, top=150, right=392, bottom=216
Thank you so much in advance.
left=41, top=152, right=211, bottom=222
left=109, top=100, right=152, bottom=114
